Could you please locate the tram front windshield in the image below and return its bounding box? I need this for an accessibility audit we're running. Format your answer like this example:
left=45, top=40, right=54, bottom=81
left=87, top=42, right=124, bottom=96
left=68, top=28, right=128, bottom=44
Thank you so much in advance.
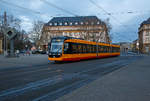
left=50, top=41, right=63, bottom=53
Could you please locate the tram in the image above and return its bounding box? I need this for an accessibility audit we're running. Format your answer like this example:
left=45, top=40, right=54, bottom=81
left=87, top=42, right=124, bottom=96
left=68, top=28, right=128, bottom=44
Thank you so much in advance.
left=48, top=36, right=120, bottom=61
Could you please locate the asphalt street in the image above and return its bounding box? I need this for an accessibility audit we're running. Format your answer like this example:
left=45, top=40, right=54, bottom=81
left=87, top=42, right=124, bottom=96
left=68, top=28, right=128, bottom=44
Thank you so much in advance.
left=0, top=55, right=142, bottom=101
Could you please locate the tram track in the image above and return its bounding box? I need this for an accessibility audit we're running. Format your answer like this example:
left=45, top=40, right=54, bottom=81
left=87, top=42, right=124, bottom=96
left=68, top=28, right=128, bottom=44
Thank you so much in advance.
left=0, top=56, right=141, bottom=101
left=0, top=56, right=120, bottom=79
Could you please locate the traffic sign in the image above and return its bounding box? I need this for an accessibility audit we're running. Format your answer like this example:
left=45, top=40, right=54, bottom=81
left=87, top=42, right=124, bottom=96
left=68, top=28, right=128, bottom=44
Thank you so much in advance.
left=3, top=27, right=17, bottom=40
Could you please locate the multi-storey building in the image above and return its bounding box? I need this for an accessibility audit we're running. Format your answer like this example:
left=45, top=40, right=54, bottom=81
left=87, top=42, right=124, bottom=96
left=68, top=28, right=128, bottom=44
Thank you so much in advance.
left=119, top=42, right=132, bottom=53
left=138, top=18, right=150, bottom=54
left=39, top=16, right=110, bottom=50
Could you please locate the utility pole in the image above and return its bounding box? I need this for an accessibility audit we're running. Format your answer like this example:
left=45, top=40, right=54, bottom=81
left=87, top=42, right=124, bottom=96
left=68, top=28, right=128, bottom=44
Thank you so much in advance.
left=4, top=11, right=8, bottom=56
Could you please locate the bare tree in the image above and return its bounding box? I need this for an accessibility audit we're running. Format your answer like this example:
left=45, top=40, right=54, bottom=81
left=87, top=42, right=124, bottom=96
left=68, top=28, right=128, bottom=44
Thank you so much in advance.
left=0, top=14, right=21, bottom=31
left=104, top=18, right=112, bottom=33
left=29, top=20, right=44, bottom=47
left=104, top=18, right=112, bottom=43
left=0, top=13, right=22, bottom=53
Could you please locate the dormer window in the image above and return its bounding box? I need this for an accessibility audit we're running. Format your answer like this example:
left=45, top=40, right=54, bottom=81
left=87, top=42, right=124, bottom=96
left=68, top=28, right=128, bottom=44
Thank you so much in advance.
left=59, top=23, right=62, bottom=26
left=49, top=23, right=52, bottom=26
left=65, top=22, right=68, bottom=25
left=75, top=22, right=78, bottom=25
left=70, top=22, right=72, bottom=25
left=54, top=23, right=57, bottom=26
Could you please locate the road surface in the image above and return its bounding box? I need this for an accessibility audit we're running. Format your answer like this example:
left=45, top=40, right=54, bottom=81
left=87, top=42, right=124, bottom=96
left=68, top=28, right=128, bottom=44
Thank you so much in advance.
left=0, top=55, right=141, bottom=101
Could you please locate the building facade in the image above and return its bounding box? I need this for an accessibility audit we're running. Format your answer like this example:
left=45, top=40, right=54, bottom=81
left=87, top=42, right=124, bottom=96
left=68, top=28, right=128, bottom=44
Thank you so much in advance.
left=138, top=18, right=150, bottom=54
left=39, top=16, right=110, bottom=50
left=119, top=42, right=132, bottom=54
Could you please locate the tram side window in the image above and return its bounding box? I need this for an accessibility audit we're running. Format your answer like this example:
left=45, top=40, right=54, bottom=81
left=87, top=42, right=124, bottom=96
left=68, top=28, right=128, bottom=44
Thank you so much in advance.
left=116, top=47, right=120, bottom=52
left=112, top=47, right=114, bottom=52
left=104, top=46, right=106, bottom=53
left=105, top=46, right=108, bottom=53
left=71, top=43, right=78, bottom=53
left=98, top=45, right=101, bottom=53
left=85, top=44, right=88, bottom=53
left=108, top=47, right=110, bottom=53
left=91, top=45, right=96, bottom=53
left=107, top=46, right=110, bottom=53
left=92, top=45, right=94, bottom=53
left=119, top=47, right=120, bottom=52
left=64, top=42, right=74, bottom=54
left=100, top=46, right=103, bottom=53
left=115, top=47, right=118, bottom=52
left=115, top=48, right=116, bottom=52
left=77, top=44, right=82, bottom=53
left=87, top=44, right=90, bottom=53
left=82, top=44, right=87, bottom=53
left=90, top=45, right=93, bottom=53
left=110, top=46, right=112, bottom=53
left=103, top=46, right=106, bottom=53
left=94, top=45, right=97, bottom=53
left=105, top=46, right=109, bottom=53
left=112, top=47, right=119, bottom=53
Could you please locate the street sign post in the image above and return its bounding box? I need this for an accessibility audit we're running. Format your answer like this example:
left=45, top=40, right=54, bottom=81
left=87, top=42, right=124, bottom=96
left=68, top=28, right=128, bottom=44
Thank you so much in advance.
left=3, top=28, right=17, bottom=57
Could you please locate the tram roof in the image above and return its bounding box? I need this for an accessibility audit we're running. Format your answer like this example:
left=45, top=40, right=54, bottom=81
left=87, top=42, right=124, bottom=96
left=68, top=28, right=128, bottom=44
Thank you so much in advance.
left=51, top=36, right=120, bottom=47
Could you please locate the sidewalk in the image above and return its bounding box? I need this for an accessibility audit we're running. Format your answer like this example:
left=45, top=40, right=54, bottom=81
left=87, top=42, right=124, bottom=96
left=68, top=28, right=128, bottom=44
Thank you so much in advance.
left=55, top=56, right=150, bottom=101
left=0, top=54, right=49, bottom=69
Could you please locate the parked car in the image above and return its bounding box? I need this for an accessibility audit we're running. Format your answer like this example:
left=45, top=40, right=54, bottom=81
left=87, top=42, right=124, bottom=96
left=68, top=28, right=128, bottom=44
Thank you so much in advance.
left=32, top=50, right=47, bottom=54
left=127, top=51, right=137, bottom=55
left=32, top=50, right=40, bottom=54
left=40, top=50, right=47, bottom=54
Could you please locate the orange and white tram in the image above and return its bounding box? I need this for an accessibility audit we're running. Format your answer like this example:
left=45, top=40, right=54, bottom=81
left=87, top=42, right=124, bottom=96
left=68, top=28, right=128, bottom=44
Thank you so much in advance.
left=48, top=36, right=120, bottom=61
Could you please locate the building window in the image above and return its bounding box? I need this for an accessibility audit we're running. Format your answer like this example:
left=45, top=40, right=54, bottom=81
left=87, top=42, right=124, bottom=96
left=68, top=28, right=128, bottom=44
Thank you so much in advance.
left=75, top=22, right=78, bottom=25
left=54, top=23, right=57, bottom=26
left=65, top=22, right=68, bottom=25
left=145, top=31, right=150, bottom=36
left=81, top=22, right=83, bottom=25
left=59, top=23, right=62, bottom=26
left=63, top=32, right=66, bottom=36
left=70, top=22, right=72, bottom=25
left=49, top=23, right=52, bottom=25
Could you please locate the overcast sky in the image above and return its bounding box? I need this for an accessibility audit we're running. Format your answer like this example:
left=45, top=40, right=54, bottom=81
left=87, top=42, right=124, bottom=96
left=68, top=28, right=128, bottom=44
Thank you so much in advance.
left=0, top=0, right=150, bottom=42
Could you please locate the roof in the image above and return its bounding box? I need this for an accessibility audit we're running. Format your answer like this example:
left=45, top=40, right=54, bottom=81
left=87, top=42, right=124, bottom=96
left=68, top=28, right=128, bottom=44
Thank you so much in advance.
left=51, top=36, right=83, bottom=40
left=45, top=16, right=105, bottom=26
left=140, top=18, right=150, bottom=26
